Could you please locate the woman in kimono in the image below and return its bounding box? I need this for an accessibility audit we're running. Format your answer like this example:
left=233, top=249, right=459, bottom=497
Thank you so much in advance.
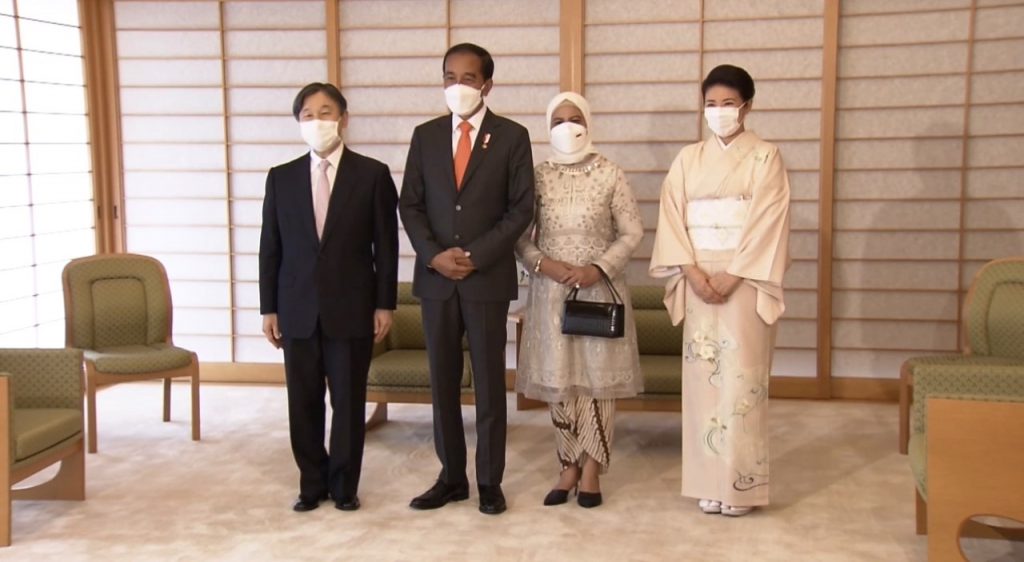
left=516, top=92, right=644, bottom=509
left=649, top=65, right=790, bottom=517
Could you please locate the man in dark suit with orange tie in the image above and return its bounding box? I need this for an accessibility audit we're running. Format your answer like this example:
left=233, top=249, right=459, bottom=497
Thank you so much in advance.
left=260, top=83, right=398, bottom=513
left=399, top=43, right=534, bottom=515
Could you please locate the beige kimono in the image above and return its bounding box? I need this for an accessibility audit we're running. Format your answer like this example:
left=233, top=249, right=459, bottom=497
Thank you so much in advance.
left=649, top=131, right=790, bottom=506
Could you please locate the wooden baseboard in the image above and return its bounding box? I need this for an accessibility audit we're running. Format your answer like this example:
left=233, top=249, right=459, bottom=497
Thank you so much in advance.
left=831, top=377, right=900, bottom=401
left=199, top=364, right=518, bottom=391
left=770, top=376, right=820, bottom=399
left=200, top=362, right=285, bottom=384
left=198, top=364, right=901, bottom=402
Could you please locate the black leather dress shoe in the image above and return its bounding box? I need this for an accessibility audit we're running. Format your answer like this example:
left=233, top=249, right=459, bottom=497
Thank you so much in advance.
left=410, top=480, right=470, bottom=510
left=334, top=495, right=360, bottom=511
left=478, top=485, right=507, bottom=515
left=293, top=493, right=328, bottom=512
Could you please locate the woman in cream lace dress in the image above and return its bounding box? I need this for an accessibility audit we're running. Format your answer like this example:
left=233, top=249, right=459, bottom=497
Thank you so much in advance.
left=515, top=92, right=643, bottom=509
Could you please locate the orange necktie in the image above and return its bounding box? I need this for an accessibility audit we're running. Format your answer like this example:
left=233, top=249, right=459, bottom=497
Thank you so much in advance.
left=454, top=120, right=472, bottom=190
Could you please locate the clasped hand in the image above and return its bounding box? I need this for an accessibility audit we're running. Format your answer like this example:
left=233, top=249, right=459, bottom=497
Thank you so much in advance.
left=539, top=259, right=602, bottom=288
left=430, top=247, right=475, bottom=280
left=684, top=266, right=742, bottom=305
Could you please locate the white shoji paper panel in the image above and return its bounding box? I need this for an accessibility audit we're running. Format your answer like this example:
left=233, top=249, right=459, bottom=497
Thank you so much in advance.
left=340, top=0, right=446, bottom=27
left=832, top=4, right=972, bottom=376
left=0, top=0, right=93, bottom=348
left=117, top=1, right=225, bottom=362
left=222, top=1, right=324, bottom=29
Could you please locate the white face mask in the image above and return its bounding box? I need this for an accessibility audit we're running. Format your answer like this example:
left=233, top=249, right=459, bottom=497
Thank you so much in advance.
left=300, top=119, right=341, bottom=153
left=703, top=104, right=745, bottom=138
left=445, top=84, right=483, bottom=117
left=549, top=122, right=589, bottom=156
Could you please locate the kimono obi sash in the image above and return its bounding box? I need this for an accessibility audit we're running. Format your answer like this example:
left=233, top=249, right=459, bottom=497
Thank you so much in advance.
left=686, top=196, right=750, bottom=251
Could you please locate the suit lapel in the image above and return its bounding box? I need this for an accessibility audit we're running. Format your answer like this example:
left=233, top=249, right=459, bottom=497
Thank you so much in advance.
left=458, top=110, right=498, bottom=196
left=319, top=147, right=355, bottom=245
left=435, top=118, right=458, bottom=192
left=295, top=154, right=319, bottom=242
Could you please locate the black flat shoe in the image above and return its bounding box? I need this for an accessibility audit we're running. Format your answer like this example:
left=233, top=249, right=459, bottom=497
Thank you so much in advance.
left=577, top=491, right=602, bottom=509
left=543, top=484, right=577, bottom=506
left=334, top=495, right=360, bottom=511
left=478, top=485, right=507, bottom=515
left=410, top=480, right=470, bottom=510
left=293, top=492, right=328, bottom=512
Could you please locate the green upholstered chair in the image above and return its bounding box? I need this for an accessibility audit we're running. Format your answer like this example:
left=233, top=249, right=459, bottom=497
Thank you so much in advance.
left=630, top=285, right=685, bottom=409
left=365, top=282, right=471, bottom=427
left=0, top=348, right=85, bottom=547
left=61, top=254, right=200, bottom=453
left=899, top=257, right=1024, bottom=453
left=906, top=368, right=1024, bottom=554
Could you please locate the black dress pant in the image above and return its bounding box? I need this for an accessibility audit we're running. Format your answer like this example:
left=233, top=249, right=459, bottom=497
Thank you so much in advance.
left=282, top=321, right=372, bottom=501
left=421, top=291, right=509, bottom=487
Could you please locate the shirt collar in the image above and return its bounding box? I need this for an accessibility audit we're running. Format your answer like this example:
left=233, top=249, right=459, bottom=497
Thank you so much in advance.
left=310, top=142, right=344, bottom=170
left=451, top=105, right=487, bottom=134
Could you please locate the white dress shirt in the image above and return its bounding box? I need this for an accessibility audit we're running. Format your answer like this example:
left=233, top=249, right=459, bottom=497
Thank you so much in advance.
left=451, top=105, right=487, bottom=158
left=309, top=142, right=344, bottom=198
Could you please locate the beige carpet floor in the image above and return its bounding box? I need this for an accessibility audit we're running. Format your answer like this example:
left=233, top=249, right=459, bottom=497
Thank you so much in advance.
left=7, top=383, right=1021, bottom=561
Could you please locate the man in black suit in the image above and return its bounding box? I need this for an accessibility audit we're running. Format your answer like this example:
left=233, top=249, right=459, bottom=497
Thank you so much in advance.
left=259, top=83, right=398, bottom=513
left=399, top=43, right=534, bottom=515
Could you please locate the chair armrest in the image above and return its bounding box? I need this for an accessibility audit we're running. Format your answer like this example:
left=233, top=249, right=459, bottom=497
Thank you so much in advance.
left=910, top=366, right=1024, bottom=434
left=0, top=348, right=84, bottom=410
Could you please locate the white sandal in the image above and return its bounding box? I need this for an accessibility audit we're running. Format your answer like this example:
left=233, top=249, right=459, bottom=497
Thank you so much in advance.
left=698, top=499, right=721, bottom=514
left=720, top=504, right=754, bottom=517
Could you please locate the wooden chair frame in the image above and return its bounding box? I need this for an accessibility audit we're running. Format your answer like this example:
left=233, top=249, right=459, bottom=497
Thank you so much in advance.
left=922, top=398, right=1024, bottom=560
left=0, top=373, right=85, bottom=546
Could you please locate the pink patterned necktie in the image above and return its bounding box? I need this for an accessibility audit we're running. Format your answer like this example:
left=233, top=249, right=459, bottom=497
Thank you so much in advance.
left=313, top=158, right=330, bottom=239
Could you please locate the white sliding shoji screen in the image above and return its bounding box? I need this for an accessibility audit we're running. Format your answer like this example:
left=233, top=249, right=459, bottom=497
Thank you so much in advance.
left=225, top=2, right=327, bottom=363
left=963, top=2, right=1024, bottom=295
left=339, top=0, right=560, bottom=283
left=583, top=0, right=825, bottom=378
left=115, top=0, right=324, bottom=363
left=0, top=0, right=95, bottom=347
left=704, top=1, right=825, bottom=380
left=831, top=0, right=1024, bottom=380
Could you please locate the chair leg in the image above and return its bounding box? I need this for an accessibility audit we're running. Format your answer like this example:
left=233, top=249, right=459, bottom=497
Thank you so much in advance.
left=899, top=363, right=912, bottom=455
left=162, top=378, right=171, bottom=422
left=366, top=402, right=388, bottom=430
left=915, top=488, right=927, bottom=536
left=0, top=470, right=9, bottom=547
left=928, top=509, right=968, bottom=562
left=190, top=361, right=200, bottom=441
left=87, top=377, right=98, bottom=454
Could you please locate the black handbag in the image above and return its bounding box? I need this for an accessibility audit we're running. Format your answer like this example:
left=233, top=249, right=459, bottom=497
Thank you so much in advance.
left=561, top=267, right=625, bottom=339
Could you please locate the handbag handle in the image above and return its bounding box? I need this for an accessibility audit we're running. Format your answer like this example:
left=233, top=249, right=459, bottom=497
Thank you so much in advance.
left=566, top=265, right=622, bottom=304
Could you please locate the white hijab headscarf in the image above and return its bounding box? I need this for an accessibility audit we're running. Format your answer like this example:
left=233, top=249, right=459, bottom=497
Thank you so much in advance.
left=545, top=91, right=598, bottom=165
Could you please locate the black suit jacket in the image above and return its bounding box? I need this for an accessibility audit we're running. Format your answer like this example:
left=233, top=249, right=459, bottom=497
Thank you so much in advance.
left=259, top=146, right=399, bottom=340
left=398, top=109, right=534, bottom=302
